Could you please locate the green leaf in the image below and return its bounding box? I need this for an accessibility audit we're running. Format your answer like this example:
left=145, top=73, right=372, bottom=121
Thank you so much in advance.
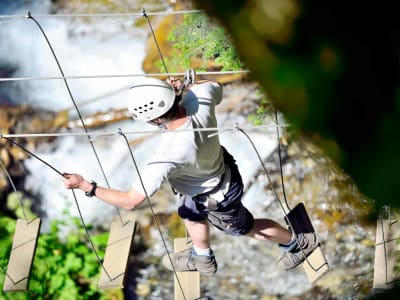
left=65, top=252, right=83, bottom=272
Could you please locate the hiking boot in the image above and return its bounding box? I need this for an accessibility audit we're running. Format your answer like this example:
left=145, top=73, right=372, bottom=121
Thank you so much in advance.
left=161, top=248, right=217, bottom=276
left=277, top=232, right=319, bottom=270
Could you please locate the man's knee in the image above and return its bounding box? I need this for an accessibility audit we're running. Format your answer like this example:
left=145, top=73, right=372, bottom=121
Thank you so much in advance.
left=207, top=208, right=254, bottom=236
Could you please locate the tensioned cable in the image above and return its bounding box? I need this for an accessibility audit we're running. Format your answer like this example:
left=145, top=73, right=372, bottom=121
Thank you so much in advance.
left=236, top=127, right=285, bottom=214
left=26, top=11, right=124, bottom=223
left=141, top=8, right=170, bottom=77
left=1, top=136, right=115, bottom=281
left=118, top=129, right=187, bottom=300
left=380, top=206, right=389, bottom=285
left=0, top=158, right=32, bottom=286
left=271, top=109, right=323, bottom=271
left=118, top=13, right=190, bottom=293
left=0, top=159, right=30, bottom=221
left=377, top=206, right=400, bottom=286
left=0, top=265, right=18, bottom=286
left=2, top=137, right=64, bottom=177
left=0, top=9, right=203, bottom=19
left=236, top=125, right=323, bottom=272
left=273, top=108, right=290, bottom=212
left=0, top=70, right=249, bottom=82
left=0, top=124, right=288, bottom=139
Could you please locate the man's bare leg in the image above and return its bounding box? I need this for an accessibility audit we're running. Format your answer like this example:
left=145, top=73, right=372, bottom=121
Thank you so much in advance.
left=248, top=218, right=292, bottom=244
left=183, top=219, right=211, bottom=250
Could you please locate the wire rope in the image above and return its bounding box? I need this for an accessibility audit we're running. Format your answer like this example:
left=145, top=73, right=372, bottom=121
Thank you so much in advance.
left=141, top=8, right=170, bottom=78
left=0, top=123, right=288, bottom=139
left=0, top=265, right=18, bottom=286
left=380, top=206, right=389, bottom=285
left=26, top=11, right=124, bottom=224
left=1, top=136, right=115, bottom=281
left=273, top=108, right=290, bottom=212
left=0, top=159, right=30, bottom=221
left=270, top=111, right=323, bottom=271
left=0, top=10, right=204, bottom=19
left=0, top=160, right=32, bottom=285
left=118, top=129, right=187, bottom=300
left=236, top=125, right=323, bottom=272
left=0, top=70, right=249, bottom=82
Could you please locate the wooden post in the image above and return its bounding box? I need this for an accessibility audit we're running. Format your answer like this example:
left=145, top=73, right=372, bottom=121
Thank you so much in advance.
left=373, top=211, right=400, bottom=290
left=285, top=203, right=329, bottom=284
left=302, top=246, right=329, bottom=284
left=3, top=218, right=41, bottom=292
left=98, top=220, right=137, bottom=289
left=173, top=238, right=201, bottom=300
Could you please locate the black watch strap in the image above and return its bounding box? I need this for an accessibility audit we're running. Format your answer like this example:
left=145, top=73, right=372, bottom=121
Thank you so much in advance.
left=85, top=181, right=97, bottom=197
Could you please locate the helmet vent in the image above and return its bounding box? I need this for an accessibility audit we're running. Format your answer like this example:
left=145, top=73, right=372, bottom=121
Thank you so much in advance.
left=127, top=78, right=175, bottom=121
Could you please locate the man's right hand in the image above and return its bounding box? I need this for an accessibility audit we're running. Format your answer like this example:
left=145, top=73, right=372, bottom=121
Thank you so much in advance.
left=167, top=77, right=183, bottom=92
left=62, top=173, right=85, bottom=190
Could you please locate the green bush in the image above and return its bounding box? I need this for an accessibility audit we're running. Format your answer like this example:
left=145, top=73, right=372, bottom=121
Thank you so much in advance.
left=0, top=209, right=121, bottom=299
left=160, top=13, right=244, bottom=72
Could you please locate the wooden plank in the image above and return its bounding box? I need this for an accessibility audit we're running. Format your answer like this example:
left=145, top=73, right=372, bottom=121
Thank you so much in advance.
left=302, top=246, right=329, bottom=284
left=3, top=218, right=41, bottom=292
left=173, top=238, right=201, bottom=300
left=285, top=203, right=329, bottom=284
left=373, top=218, right=400, bottom=289
left=98, top=220, right=137, bottom=290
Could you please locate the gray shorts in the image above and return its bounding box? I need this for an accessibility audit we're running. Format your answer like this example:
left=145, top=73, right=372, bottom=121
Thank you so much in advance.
left=177, top=147, right=254, bottom=236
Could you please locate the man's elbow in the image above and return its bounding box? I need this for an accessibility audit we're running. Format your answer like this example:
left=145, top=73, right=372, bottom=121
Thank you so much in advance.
left=125, top=188, right=145, bottom=210
left=123, top=200, right=137, bottom=210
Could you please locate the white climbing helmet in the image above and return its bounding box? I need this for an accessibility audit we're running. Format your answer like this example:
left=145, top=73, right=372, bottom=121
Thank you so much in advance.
left=127, top=77, right=175, bottom=121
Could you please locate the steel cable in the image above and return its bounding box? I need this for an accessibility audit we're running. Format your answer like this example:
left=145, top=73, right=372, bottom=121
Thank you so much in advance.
left=26, top=11, right=124, bottom=224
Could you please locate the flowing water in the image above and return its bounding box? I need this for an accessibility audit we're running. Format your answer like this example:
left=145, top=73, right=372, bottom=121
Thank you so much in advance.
left=0, top=1, right=378, bottom=299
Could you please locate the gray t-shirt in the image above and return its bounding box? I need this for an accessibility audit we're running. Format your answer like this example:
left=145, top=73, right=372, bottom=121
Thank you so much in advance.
left=132, top=81, right=225, bottom=197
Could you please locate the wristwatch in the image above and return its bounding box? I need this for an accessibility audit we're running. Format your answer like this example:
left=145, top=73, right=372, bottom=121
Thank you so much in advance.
left=85, top=181, right=97, bottom=197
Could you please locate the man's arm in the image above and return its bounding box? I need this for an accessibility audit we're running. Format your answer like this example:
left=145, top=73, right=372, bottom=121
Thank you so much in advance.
left=62, top=173, right=146, bottom=210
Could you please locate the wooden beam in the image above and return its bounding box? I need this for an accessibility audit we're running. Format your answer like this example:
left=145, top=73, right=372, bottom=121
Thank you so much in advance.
left=302, top=246, right=329, bottom=284
left=173, top=238, right=201, bottom=300
left=3, top=218, right=41, bottom=292
left=373, top=216, right=400, bottom=289
left=98, top=220, right=137, bottom=290
left=285, top=203, right=329, bottom=284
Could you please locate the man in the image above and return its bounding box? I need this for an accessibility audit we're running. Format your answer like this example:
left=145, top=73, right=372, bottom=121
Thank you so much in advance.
left=62, top=76, right=318, bottom=275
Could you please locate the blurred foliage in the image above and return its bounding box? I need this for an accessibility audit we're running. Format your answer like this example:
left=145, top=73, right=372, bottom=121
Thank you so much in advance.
left=6, top=192, right=36, bottom=220
left=248, top=90, right=273, bottom=126
left=190, top=0, right=400, bottom=298
left=157, top=13, right=244, bottom=72
left=191, top=0, right=400, bottom=216
left=166, top=212, right=186, bottom=238
left=0, top=206, right=122, bottom=299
